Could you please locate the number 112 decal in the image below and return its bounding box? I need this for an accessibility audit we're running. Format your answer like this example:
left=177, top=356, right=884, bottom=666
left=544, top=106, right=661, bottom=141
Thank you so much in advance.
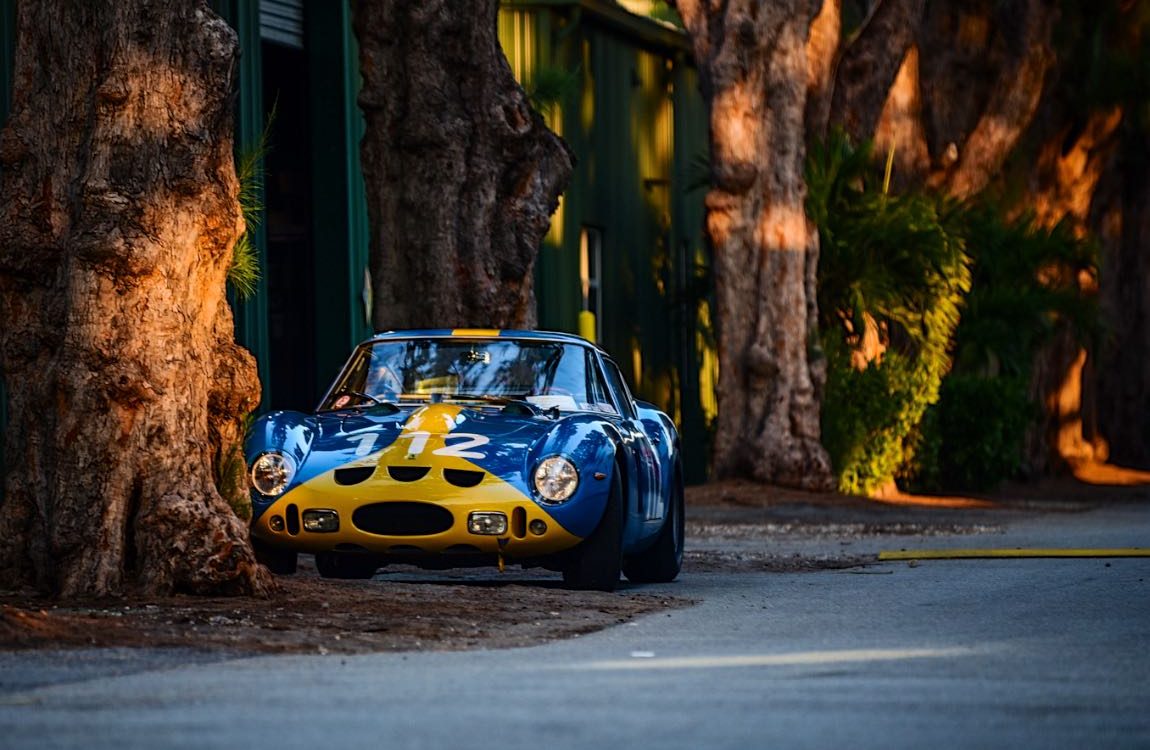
left=402, top=431, right=490, bottom=460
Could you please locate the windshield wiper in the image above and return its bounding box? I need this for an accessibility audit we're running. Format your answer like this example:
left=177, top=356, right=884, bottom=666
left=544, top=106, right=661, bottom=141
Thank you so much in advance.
left=443, top=393, right=542, bottom=415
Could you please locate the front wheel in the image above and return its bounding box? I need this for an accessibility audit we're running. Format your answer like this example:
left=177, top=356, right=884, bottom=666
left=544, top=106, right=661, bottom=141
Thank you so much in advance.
left=315, top=551, right=379, bottom=579
left=563, top=469, right=624, bottom=592
left=623, top=464, right=684, bottom=583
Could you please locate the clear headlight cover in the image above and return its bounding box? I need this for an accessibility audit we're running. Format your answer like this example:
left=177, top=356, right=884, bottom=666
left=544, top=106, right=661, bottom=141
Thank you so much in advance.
left=533, top=456, right=579, bottom=504
left=250, top=452, right=296, bottom=497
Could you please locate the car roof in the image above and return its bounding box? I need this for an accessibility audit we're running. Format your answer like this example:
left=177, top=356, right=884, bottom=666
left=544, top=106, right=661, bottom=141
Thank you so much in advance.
left=366, top=329, right=605, bottom=353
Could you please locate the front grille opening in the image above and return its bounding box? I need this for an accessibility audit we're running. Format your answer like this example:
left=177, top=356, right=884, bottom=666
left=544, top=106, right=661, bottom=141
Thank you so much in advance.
left=353, top=502, right=454, bottom=536
left=286, top=504, right=300, bottom=536
left=443, top=468, right=484, bottom=488
left=388, top=466, right=430, bottom=482
left=511, top=506, right=527, bottom=539
left=334, top=466, right=375, bottom=485
left=445, top=544, right=482, bottom=554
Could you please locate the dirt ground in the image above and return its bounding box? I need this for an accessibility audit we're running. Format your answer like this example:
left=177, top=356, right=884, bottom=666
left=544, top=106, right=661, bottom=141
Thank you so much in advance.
left=2, top=467, right=1146, bottom=655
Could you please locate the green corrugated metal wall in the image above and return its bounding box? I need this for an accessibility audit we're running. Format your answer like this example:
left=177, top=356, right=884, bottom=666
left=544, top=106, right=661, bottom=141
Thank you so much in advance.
left=214, top=0, right=370, bottom=410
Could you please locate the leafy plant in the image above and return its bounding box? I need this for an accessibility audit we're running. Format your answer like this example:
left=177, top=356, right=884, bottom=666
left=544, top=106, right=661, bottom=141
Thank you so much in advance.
left=214, top=414, right=255, bottom=521
left=904, top=202, right=1098, bottom=492
left=808, top=132, right=970, bottom=495
left=524, top=65, right=581, bottom=116
left=948, top=204, right=1098, bottom=379
left=228, top=111, right=273, bottom=299
left=907, top=375, right=1034, bottom=492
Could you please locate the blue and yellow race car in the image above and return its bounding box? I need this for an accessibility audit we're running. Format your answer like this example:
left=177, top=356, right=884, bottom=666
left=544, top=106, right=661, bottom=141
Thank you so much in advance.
left=245, top=329, right=683, bottom=591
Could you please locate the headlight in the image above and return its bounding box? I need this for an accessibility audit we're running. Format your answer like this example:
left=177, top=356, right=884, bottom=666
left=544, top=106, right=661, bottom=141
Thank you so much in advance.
left=533, top=456, right=579, bottom=503
left=250, top=452, right=296, bottom=497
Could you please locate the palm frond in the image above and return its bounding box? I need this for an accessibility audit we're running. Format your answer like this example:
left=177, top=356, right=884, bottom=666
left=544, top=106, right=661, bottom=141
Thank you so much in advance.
left=228, top=106, right=275, bottom=299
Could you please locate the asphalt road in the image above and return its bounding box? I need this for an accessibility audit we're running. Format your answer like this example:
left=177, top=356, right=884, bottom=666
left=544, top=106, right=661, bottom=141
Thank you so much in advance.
left=1, top=502, right=1147, bottom=749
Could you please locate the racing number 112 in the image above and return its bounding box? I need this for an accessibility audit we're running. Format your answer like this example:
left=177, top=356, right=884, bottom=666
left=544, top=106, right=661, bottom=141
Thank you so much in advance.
left=403, top=431, right=489, bottom=460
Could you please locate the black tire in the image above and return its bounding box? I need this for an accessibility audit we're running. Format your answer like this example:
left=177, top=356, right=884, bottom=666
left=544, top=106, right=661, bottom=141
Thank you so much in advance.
left=623, top=463, right=684, bottom=583
left=252, top=538, right=298, bottom=575
left=563, top=468, right=624, bottom=592
left=315, top=551, right=379, bottom=579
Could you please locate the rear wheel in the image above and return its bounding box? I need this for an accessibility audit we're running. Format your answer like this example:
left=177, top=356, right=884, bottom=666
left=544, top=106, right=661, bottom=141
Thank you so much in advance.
left=315, top=551, right=379, bottom=579
left=623, top=463, right=684, bottom=583
left=563, top=469, right=624, bottom=592
left=252, top=538, right=298, bottom=575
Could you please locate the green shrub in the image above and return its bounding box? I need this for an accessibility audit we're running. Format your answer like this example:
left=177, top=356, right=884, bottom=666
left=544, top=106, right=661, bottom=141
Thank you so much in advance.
left=948, top=204, right=1098, bottom=377
left=907, top=375, right=1034, bottom=492
left=808, top=133, right=970, bottom=495
left=902, top=204, right=1097, bottom=492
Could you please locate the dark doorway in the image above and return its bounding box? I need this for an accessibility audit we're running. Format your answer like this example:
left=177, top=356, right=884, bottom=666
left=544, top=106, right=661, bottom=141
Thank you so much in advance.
left=262, top=40, right=317, bottom=411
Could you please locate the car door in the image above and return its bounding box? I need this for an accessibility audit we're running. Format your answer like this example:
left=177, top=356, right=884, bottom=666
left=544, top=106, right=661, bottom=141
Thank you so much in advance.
left=598, top=356, right=662, bottom=521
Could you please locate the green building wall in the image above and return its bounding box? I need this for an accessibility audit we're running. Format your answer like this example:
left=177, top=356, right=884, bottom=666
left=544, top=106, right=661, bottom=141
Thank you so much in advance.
left=214, top=0, right=371, bottom=411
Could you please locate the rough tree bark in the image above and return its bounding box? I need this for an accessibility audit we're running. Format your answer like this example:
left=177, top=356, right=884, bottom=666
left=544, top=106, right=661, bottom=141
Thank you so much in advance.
left=918, top=0, right=1057, bottom=197
left=822, top=0, right=924, bottom=143
left=0, top=1, right=272, bottom=597
left=672, top=0, right=833, bottom=489
left=353, top=0, right=574, bottom=330
left=1094, top=131, right=1150, bottom=469
left=1023, top=91, right=1130, bottom=473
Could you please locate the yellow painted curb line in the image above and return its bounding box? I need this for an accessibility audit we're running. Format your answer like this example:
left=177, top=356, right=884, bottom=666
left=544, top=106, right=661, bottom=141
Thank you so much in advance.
left=878, top=548, right=1150, bottom=561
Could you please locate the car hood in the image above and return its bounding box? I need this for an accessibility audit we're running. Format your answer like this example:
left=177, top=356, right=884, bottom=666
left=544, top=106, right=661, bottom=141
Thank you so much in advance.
left=248, top=402, right=606, bottom=495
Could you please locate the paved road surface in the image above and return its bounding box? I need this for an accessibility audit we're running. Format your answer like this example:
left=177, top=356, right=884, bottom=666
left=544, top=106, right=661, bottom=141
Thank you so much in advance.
left=2, top=502, right=1147, bottom=749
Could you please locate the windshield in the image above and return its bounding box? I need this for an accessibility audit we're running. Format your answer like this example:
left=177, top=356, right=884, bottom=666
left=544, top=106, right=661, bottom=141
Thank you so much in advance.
left=320, top=338, right=614, bottom=414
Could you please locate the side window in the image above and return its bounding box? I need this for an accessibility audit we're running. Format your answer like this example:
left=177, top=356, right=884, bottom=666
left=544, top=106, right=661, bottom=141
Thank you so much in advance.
left=585, top=350, right=617, bottom=414
left=601, top=358, right=638, bottom=420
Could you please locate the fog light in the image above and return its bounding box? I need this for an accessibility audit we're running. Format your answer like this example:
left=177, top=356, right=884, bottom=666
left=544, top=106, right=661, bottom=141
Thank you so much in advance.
left=468, top=512, right=508, bottom=536
left=302, top=509, right=339, bottom=533
left=528, top=519, right=547, bottom=536
left=269, top=515, right=285, bottom=532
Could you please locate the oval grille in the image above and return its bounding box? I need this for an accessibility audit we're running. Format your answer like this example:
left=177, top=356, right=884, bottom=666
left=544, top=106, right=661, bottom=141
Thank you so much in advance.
left=352, top=502, right=454, bottom=536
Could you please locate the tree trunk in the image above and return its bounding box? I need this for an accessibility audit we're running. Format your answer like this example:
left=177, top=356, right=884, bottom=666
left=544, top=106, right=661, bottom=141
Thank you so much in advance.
left=353, top=0, right=574, bottom=331
left=824, top=0, right=924, bottom=144
left=673, top=0, right=833, bottom=489
left=1094, top=131, right=1150, bottom=469
left=0, top=1, right=272, bottom=597
left=804, top=0, right=841, bottom=138
left=918, top=0, right=1057, bottom=197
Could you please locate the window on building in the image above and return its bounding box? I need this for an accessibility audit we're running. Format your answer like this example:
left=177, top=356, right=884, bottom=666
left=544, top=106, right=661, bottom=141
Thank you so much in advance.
left=579, top=226, right=603, bottom=342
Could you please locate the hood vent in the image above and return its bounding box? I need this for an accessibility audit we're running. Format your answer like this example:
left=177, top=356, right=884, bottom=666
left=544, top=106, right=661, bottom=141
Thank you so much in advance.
left=334, top=466, right=375, bottom=485
left=388, top=466, right=430, bottom=482
left=443, top=469, right=484, bottom=488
